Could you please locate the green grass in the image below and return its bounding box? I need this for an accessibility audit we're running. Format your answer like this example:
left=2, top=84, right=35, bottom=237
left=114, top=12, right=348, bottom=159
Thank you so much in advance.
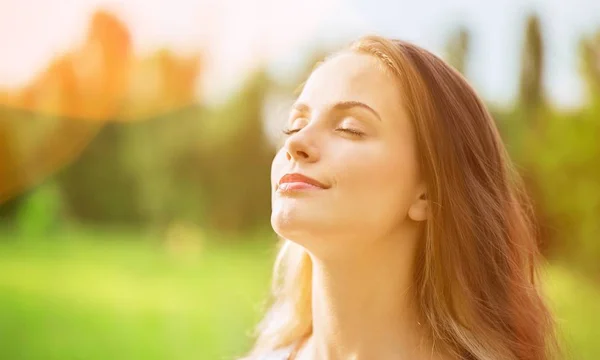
left=0, top=229, right=277, bottom=360
left=0, top=229, right=598, bottom=359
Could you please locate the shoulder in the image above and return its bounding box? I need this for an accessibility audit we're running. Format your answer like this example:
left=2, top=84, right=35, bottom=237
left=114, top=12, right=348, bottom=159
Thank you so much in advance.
left=257, top=346, right=294, bottom=360
left=238, top=345, right=294, bottom=360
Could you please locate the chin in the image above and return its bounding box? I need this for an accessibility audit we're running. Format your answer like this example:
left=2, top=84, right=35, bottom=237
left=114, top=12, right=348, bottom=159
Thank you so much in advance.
left=272, top=213, right=359, bottom=259
left=271, top=208, right=310, bottom=239
left=271, top=206, right=329, bottom=244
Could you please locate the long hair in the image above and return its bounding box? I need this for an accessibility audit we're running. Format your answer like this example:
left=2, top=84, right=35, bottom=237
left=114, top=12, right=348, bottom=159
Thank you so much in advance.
left=244, top=35, right=561, bottom=360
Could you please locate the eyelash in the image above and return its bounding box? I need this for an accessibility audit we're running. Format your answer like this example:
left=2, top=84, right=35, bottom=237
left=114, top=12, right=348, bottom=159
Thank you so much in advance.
left=282, top=127, right=365, bottom=137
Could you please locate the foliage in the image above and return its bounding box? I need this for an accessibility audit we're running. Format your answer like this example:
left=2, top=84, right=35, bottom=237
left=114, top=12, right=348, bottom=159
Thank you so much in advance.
left=444, top=25, right=471, bottom=76
left=519, top=14, right=545, bottom=117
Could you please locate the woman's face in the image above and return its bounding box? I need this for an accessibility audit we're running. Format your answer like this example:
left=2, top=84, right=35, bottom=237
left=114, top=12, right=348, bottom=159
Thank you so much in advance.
left=271, top=52, right=426, bottom=253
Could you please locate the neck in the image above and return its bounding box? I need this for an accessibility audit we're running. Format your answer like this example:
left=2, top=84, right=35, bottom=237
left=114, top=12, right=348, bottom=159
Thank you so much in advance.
left=303, top=226, right=436, bottom=360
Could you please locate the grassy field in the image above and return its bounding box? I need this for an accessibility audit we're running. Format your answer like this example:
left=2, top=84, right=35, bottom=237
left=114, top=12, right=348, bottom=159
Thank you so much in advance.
left=0, top=229, right=598, bottom=360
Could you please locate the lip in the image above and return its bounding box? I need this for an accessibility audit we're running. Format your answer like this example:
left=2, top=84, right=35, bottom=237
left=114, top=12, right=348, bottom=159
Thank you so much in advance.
left=277, top=173, right=329, bottom=192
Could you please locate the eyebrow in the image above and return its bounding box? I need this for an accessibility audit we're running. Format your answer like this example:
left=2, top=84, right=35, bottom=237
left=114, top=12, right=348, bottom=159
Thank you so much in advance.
left=291, top=100, right=381, bottom=121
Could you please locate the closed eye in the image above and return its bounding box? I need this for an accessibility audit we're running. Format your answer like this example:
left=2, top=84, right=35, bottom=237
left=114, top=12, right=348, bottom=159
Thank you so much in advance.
left=336, top=127, right=365, bottom=137
left=282, top=128, right=301, bottom=135
left=283, top=127, right=365, bottom=137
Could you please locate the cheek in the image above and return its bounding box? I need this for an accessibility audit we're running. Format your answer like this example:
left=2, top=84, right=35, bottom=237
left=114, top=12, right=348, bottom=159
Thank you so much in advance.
left=338, top=146, right=417, bottom=220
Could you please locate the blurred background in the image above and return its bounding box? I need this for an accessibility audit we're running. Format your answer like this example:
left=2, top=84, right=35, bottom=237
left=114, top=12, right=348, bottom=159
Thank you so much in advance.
left=0, top=0, right=599, bottom=359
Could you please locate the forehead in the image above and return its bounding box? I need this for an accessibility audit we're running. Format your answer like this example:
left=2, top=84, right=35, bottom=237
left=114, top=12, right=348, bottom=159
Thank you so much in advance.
left=297, top=52, right=402, bottom=115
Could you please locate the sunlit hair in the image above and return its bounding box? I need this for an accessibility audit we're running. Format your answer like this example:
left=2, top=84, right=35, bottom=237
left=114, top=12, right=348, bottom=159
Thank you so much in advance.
left=244, top=35, right=561, bottom=360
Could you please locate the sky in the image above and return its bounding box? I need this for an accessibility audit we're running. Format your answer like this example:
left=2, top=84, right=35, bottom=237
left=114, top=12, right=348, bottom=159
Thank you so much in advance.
left=0, top=0, right=599, bottom=109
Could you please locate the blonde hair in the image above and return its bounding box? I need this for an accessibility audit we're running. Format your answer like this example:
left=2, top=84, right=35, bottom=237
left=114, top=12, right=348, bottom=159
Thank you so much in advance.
left=244, top=35, right=561, bottom=360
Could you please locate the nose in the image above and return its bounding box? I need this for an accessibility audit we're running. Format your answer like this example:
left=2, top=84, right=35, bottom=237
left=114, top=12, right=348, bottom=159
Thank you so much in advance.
left=284, top=130, right=320, bottom=163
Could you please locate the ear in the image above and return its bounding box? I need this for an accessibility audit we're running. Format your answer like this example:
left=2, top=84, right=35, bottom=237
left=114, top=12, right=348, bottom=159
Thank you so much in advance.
left=408, top=184, right=428, bottom=222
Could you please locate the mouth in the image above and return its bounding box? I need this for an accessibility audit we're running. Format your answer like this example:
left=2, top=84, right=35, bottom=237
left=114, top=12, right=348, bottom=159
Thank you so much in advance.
left=277, top=173, right=329, bottom=193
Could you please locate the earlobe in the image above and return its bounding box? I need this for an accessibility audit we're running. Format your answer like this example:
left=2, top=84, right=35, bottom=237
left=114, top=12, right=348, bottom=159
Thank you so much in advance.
left=408, top=192, right=428, bottom=222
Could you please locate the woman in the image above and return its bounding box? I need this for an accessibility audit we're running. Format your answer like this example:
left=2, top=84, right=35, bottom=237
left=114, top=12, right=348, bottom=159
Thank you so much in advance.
left=242, top=35, right=561, bottom=360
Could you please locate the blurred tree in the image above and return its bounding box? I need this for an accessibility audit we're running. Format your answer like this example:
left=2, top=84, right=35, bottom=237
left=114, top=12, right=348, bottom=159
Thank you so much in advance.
left=17, top=9, right=132, bottom=120
left=580, top=31, right=600, bottom=106
left=526, top=109, right=600, bottom=275
left=0, top=114, right=21, bottom=204
left=10, top=8, right=207, bottom=229
left=122, top=49, right=202, bottom=120
left=0, top=113, right=26, bottom=224
left=113, top=48, right=203, bottom=229
left=518, top=14, right=546, bottom=122
left=0, top=9, right=132, bottom=206
left=55, top=105, right=206, bottom=228
left=119, top=105, right=205, bottom=229
left=194, top=70, right=275, bottom=232
left=57, top=48, right=204, bottom=227
left=511, top=28, right=600, bottom=277
left=56, top=122, right=143, bottom=225
left=0, top=109, right=104, bottom=208
left=511, top=13, right=556, bottom=259
left=444, top=25, right=471, bottom=76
